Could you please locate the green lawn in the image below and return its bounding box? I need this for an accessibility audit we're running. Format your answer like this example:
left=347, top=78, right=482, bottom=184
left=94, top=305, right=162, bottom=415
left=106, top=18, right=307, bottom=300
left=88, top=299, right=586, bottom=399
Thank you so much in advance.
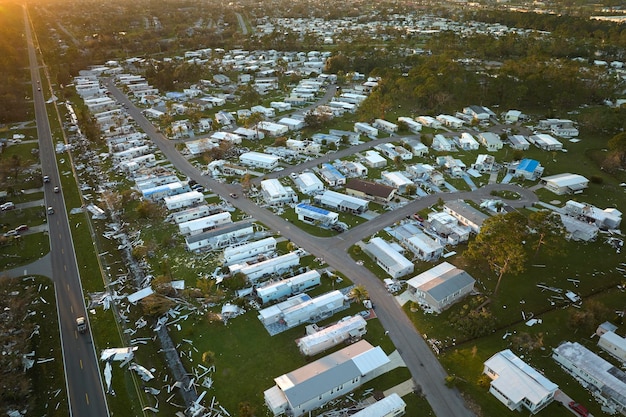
left=172, top=298, right=401, bottom=415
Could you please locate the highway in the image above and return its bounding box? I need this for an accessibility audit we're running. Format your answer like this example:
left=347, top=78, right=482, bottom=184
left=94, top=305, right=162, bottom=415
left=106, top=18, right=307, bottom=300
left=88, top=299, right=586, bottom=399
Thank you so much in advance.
left=23, top=6, right=110, bottom=417
left=106, top=79, right=540, bottom=416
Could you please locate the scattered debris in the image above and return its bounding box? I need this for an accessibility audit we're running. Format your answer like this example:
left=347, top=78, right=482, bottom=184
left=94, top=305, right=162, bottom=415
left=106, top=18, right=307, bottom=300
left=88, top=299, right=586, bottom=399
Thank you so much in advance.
left=100, top=347, right=138, bottom=362
left=127, top=287, right=154, bottom=304
left=565, top=290, right=581, bottom=303
left=525, top=318, right=542, bottom=327
left=129, top=363, right=155, bottom=381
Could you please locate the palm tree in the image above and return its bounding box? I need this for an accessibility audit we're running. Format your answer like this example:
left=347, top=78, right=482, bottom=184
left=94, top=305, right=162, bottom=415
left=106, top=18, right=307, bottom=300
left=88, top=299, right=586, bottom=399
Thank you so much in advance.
left=349, top=285, right=369, bottom=304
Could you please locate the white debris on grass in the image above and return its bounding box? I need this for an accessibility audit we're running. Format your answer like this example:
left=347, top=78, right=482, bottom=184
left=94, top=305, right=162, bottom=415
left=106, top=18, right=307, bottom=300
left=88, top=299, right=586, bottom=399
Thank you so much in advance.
left=129, top=363, right=155, bottom=381
left=100, top=346, right=138, bottom=362
left=104, top=362, right=112, bottom=393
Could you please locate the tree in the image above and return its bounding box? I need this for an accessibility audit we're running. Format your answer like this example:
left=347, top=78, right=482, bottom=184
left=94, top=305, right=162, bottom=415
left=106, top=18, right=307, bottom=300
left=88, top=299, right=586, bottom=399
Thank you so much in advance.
left=241, top=173, right=252, bottom=191
left=405, top=184, right=417, bottom=196
left=464, top=213, right=528, bottom=295
left=201, top=350, right=215, bottom=366
left=349, top=285, right=369, bottom=304
left=274, top=136, right=287, bottom=147
left=605, top=131, right=626, bottom=171
left=527, top=210, right=567, bottom=258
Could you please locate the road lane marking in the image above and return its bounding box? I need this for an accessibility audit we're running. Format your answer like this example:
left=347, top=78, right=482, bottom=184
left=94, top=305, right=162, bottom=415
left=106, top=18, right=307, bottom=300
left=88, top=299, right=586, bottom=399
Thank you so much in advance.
left=67, top=284, right=70, bottom=291
left=70, top=305, right=74, bottom=313
left=61, top=248, right=64, bottom=254
left=80, top=359, right=83, bottom=369
left=85, top=393, right=89, bottom=405
left=64, top=265, right=67, bottom=271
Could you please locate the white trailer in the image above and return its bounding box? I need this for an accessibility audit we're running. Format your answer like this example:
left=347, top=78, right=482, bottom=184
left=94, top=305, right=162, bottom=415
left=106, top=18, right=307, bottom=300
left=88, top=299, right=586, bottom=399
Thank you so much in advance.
left=164, top=191, right=204, bottom=211
left=297, top=315, right=367, bottom=356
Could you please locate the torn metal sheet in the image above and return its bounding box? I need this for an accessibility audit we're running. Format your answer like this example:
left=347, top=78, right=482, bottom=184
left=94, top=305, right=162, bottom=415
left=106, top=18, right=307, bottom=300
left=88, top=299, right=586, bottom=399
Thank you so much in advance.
left=129, top=363, right=155, bottom=381
left=168, top=280, right=185, bottom=290
left=100, top=346, right=138, bottom=362
left=104, top=362, right=112, bottom=392
left=127, top=287, right=154, bottom=303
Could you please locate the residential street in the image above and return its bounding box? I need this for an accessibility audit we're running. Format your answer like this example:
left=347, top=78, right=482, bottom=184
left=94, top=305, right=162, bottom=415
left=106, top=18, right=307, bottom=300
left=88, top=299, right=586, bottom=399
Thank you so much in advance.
left=103, top=79, right=545, bottom=417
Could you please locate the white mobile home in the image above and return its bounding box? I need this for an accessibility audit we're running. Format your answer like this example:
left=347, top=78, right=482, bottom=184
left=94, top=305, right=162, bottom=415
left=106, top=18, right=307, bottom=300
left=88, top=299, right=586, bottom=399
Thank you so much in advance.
left=256, top=270, right=321, bottom=305
left=432, top=134, right=453, bottom=152
left=397, top=117, right=422, bottom=133
left=529, top=134, right=563, bottom=151
left=457, top=133, right=480, bottom=150
left=402, top=228, right=444, bottom=262
left=540, top=173, right=589, bottom=195
left=232, top=251, right=301, bottom=283
left=224, top=237, right=277, bottom=265
left=295, top=203, right=339, bottom=226
left=261, top=179, right=298, bottom=205
left=564, top=200, right=622, bottom=229
left=508, top=134, right=530, bottom=150
left=478, top=132, right=504, bottom=151
left=364, top=237, right=414, bottom=279
left=112, top=145, right=151, bottom=163
left=484, top=349, right=558, bottom=414
left=185, top=222, right=254, bottom=251
left=417, top=116, right=442, bottom=129
left=294, top=172, right=324, bottom=195
left=382, top=171, right=414, bottom=193
left=319, top=163, right=346, bottom=186
left=141, top=182, right=190, bottom=201
left=553, top=342, right=626, bottom=412
left=251, top=105, right=276, bottom=118
left=363, top=150, right=387, bottom=168
left=121, top=155, right=156, bottom=172
left=354, top=122, right=378, bottom=138
left=297, top=315, right=367, bottom=356
left=234, top=127, right=265, bottom=140
left=314, top=190, right=369, bottom=214
left=178, top=212, right=232, bottom=236
left=257, top=290, right=344, bottom=328
left=171, top=205, right=213, bottom=224
left=598, top=331, right=626, bottom=363
left=278, top=117, right=305, bottom=131
left=443, top=200, right=489, bottom=233
left=264, top=340, right=389, bottom=417
left=436, top=114, right=464, bottom=129
left=257, top=121, right=288, bottom=137
left=239, top=152, right=280, bottom=169
left=164, top=191, right=205, bottom=211
left=373, top=119, right=398, bottom=133
left=406, top=262, right=476, bottom=313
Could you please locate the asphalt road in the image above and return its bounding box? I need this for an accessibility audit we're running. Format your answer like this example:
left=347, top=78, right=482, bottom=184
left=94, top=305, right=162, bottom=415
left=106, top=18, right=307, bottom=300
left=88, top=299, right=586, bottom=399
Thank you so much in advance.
left=23, top=6, right=109, bottom=417
left=105, top=80, right=544, bottom=416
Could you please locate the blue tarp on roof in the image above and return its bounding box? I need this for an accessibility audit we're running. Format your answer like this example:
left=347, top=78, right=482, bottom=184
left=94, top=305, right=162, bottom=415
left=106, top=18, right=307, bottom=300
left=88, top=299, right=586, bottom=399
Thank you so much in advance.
left=518, top=158, right=539, bottom=172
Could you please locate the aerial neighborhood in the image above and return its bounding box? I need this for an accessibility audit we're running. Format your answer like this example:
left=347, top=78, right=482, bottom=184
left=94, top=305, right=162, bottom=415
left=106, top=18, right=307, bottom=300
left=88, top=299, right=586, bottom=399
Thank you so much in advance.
left=1, top=1, right=626, bottom=417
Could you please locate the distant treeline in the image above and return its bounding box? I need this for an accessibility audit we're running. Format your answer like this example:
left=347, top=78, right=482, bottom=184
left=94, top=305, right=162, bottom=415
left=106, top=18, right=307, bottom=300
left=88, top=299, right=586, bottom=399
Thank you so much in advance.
left=0, top=3, right=31, bottom=124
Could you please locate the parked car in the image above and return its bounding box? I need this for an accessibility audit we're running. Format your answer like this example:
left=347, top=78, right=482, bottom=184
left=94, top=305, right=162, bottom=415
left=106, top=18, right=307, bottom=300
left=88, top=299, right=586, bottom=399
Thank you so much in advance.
left=3, top=230, right=18, bottom=237
left=15, top=225, right=29, bottom=232
left=1, top=202, right=15, bottom=211
left=568, top=402, right=589, bottom=417
left=47, top=207, right=54, bottom=215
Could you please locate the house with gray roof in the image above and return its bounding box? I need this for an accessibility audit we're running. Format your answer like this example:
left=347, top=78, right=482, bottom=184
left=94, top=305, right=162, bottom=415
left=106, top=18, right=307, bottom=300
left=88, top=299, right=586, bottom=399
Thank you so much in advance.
left=443, top=200, right=490, bottom=233
left=264, top=340, right=390, bottom=416
left=406, top=262, right=475, bottom=313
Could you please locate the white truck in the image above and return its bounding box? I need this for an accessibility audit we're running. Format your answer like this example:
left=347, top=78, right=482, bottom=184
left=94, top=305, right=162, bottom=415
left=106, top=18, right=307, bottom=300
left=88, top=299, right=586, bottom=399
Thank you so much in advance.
left=76, top=317, right=87, bottom=334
